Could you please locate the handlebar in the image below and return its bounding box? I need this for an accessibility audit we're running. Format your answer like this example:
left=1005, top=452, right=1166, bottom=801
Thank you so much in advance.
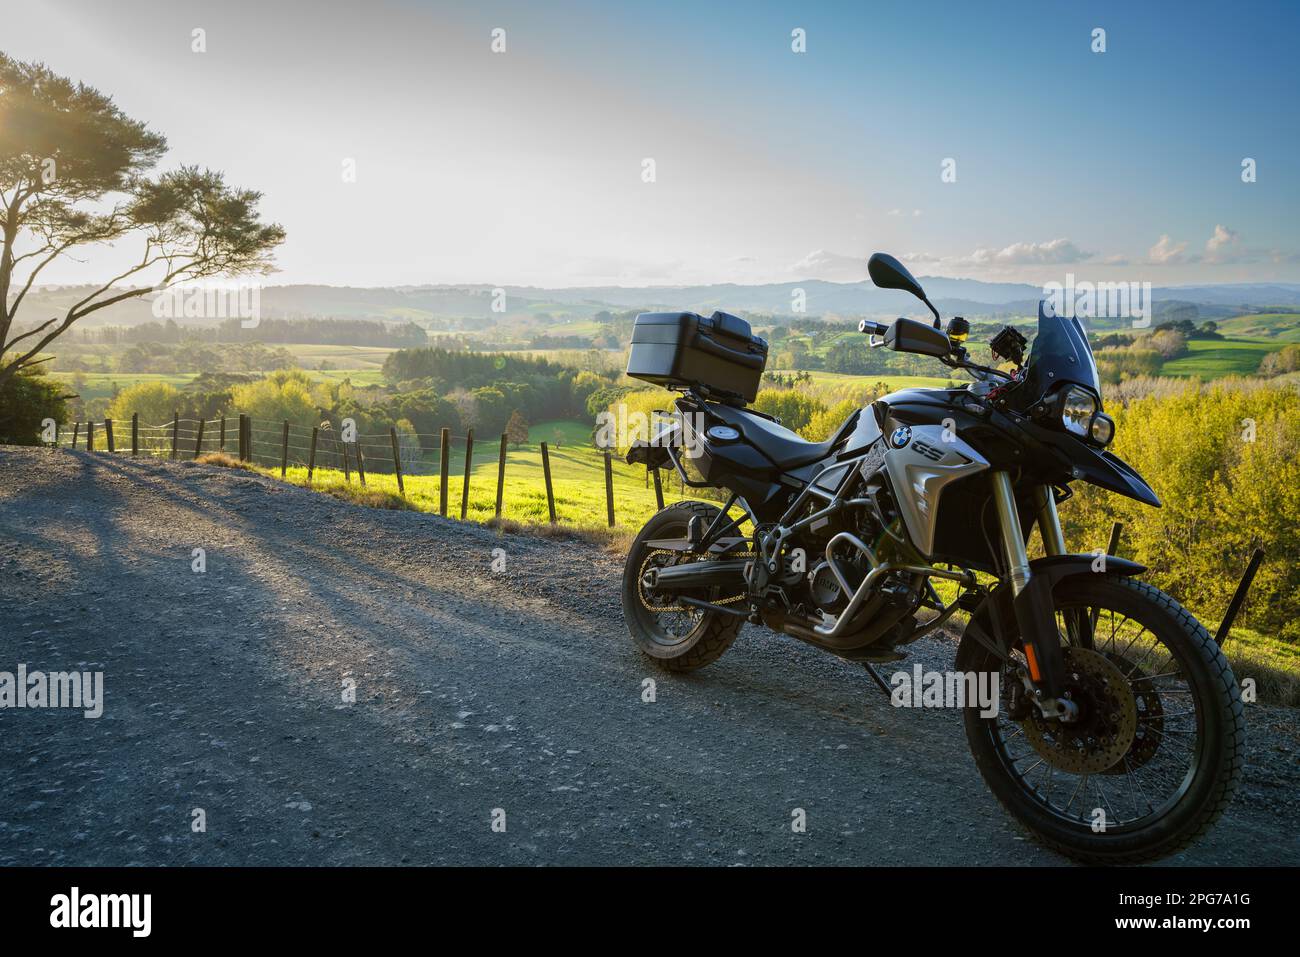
left=857, top=320, right=889, bottom=336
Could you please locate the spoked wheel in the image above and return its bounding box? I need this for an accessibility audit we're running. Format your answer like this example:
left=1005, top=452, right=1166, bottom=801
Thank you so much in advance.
left=957, top=574, right=1245, bottom=864
left=620, top=501, right=745, bottom=673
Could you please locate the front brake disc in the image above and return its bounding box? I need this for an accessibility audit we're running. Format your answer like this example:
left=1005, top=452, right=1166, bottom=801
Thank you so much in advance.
left=1021, top=646, right=1138, bottom=775
left=1100, top=651, right=1164, bottom=773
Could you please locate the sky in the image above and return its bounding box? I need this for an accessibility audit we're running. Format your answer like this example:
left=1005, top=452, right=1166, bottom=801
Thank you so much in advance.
left=5, top=0, right=1299, bottom=288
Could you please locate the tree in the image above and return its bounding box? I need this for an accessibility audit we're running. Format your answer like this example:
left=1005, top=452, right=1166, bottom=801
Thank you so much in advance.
left=0, top=54, right=284, bottom=393
left=229, top=369, right=320, bottom=431
left=106, top=380, right=184, bottom=426
left=752, top=388, right=825, bottom=434
left=0, top=363, right=67, bottom=444
left=505, top=409, right=529, bottom=448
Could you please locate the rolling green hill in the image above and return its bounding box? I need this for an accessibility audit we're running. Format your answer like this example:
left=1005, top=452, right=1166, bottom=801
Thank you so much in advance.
left=1160, top=338, right=1280, bottom=378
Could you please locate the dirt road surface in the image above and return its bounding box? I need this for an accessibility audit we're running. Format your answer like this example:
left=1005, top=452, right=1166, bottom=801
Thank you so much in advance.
left=2, top=447, right=1297, bottom=866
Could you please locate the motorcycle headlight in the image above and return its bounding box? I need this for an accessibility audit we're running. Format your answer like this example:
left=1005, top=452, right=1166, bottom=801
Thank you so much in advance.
left=1059, top=385, right=1097, bottom=438
left=1089, top=412, right=1115, bottom=446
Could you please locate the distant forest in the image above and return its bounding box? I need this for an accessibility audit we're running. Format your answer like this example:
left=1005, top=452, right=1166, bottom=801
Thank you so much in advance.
left=76, top=317, right=429, bottom=348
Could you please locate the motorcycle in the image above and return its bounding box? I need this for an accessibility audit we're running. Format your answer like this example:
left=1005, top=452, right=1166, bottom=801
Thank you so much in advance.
left=620, top=252, right=1244, bottom=863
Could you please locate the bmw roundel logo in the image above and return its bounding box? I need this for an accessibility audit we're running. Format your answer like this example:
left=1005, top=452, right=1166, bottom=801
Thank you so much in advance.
left=890, top=426, right=912, bottom=448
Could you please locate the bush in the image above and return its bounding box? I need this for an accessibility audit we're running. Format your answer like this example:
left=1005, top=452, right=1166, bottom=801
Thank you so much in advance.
left=800, top=398, right=860, bottom=441
left=752, top=389, right=825, bottom=433
left=229, top=369, right=321, bottom=430
left=0, top=364, right=68, bottom=445
left=106, top=380, right=185, bottom=426
left=1063, top=380, right=1300, bottom=641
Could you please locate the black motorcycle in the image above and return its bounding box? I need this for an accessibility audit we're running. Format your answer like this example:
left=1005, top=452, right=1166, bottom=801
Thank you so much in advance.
left=620, top=253, right=1243, bottom=863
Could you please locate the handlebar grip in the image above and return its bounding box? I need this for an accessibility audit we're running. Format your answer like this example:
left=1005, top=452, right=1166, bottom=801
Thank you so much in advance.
left=857, top=320, right=888, bottom=336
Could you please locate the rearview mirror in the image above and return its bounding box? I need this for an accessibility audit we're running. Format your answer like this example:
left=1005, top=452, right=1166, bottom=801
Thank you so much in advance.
left=885, top=317, right=952, bottom=358
left=868, top=252, right=927, bottom=302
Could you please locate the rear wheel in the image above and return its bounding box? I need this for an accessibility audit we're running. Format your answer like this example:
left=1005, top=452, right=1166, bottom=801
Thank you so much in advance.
left=956, top=574, right=1245, bottom=864
left=621, top=502, right=745, bottom=673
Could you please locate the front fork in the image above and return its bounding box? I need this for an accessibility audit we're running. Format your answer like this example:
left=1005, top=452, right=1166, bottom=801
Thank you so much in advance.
left=989, top=472, right=1076, bottom=718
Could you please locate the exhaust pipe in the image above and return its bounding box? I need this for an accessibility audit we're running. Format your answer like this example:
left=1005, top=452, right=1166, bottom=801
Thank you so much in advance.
left=643, top=558, right=750, bottom=592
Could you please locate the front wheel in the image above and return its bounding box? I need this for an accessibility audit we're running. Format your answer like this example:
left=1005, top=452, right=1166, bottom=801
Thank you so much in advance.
left=956, top=574, right=1245, bottom=864
left=620, top=501, right=745, bottom=673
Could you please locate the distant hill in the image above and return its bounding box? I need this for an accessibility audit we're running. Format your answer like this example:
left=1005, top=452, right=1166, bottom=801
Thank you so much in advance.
left=15, top=277, right=1300, bottom=330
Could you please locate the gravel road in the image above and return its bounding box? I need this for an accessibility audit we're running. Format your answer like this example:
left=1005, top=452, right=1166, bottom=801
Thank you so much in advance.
left=1, top=446, right=1296, bottom=866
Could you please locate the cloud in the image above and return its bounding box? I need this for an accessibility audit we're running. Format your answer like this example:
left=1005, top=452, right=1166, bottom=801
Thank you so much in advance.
left=1145, top=226, right=1272, bottom=266
left=1204, top=224, right=1242, bottom=263
left=1148, top=234, right=1189, bottom=264
left=970, top=238, right=1091, bottom=265
left=906, top=238, right=1091, bottom=269
left=788, top=249, right=868, bottom=281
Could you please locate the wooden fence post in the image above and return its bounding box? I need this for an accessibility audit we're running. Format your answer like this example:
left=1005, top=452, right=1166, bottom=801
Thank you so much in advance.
left=652, top=467, right=664, bottom=510
left=237, top=414, right=248, bottom=462
left=280, top=420, right=290, bottom=477
left=171, top=412, right=179, bottom=460
left=342, top=439, right=351, bottom=482
left=495, top=433, right=508, bottom=518
left=131, top=413, right=139, bottom=456
left=307, top=427, right=319, bottom=486
left=354, top=442, right=367, bottom=487
left=1106, top=521, right=1123, bottom=557
left=86, top=419, right=95, bottom=452
left=540, top=441, right=556, bottom=524
left=439, top=427, right=450, bottom=516
left=194, top=419, right=206, bottom=458
left=219, top=416, right=227, bottom=452
left=460, top=429, right=474, bottom=520
left=105, top=419, right=115, bottom=454
left=71, top=422, right=79, bottom=449
left=604, top=449, right=615, bottom=527
left=389, top=427, right=405, bottom=497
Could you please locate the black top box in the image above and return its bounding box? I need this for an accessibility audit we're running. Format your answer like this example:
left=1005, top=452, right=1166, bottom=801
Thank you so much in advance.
left=626, top=310, right=768, bottom=403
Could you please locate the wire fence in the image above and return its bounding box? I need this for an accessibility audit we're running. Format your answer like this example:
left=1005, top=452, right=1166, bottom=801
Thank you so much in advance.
left=52, top=412, right=689, bottom=529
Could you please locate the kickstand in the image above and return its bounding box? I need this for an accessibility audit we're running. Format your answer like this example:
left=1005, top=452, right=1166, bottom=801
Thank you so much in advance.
left=862, top=662, right=892, bottom=697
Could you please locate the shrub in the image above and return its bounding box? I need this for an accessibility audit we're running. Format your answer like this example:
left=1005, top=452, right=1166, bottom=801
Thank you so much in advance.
left=1063, top=380, right=1300, bottom=641
left=229, top=369, right=320, bottom=430
left=0, top=363, right=68, bottom=444
left=752, top=389, right=825, bottom=433
left=106, top=380, right=185, bottom=426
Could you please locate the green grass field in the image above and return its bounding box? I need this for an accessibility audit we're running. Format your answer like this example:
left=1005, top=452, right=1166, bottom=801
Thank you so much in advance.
left=279, top=343, right=396, bottom=369
left=49, top=371, right=199, bottom=402
left=1159, top=338, right=1281, bottom=378
left=274, top=419, right=682, bottom=532
left=1212, top=313, right=1300, bottom=340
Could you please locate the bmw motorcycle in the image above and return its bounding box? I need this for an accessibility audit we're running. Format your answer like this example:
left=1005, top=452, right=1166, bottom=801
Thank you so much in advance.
left=621, top=253, right=1243, bottom=863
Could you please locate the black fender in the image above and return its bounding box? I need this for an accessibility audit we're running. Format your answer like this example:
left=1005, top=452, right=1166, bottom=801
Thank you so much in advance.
left=958, top=554, right=1146, bottom=696
left=1024, top=418, right=1162, bottom=508
left=1072, top=446, right=1162, bottom=508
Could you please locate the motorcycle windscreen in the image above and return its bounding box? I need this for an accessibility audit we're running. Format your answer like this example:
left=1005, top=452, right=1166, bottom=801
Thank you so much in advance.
left=1022, top=301, right=1102, bottom=404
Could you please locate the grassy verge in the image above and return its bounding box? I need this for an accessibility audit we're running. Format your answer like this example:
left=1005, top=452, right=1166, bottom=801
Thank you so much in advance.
left=1220, top=627, right=1300, bottom=707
